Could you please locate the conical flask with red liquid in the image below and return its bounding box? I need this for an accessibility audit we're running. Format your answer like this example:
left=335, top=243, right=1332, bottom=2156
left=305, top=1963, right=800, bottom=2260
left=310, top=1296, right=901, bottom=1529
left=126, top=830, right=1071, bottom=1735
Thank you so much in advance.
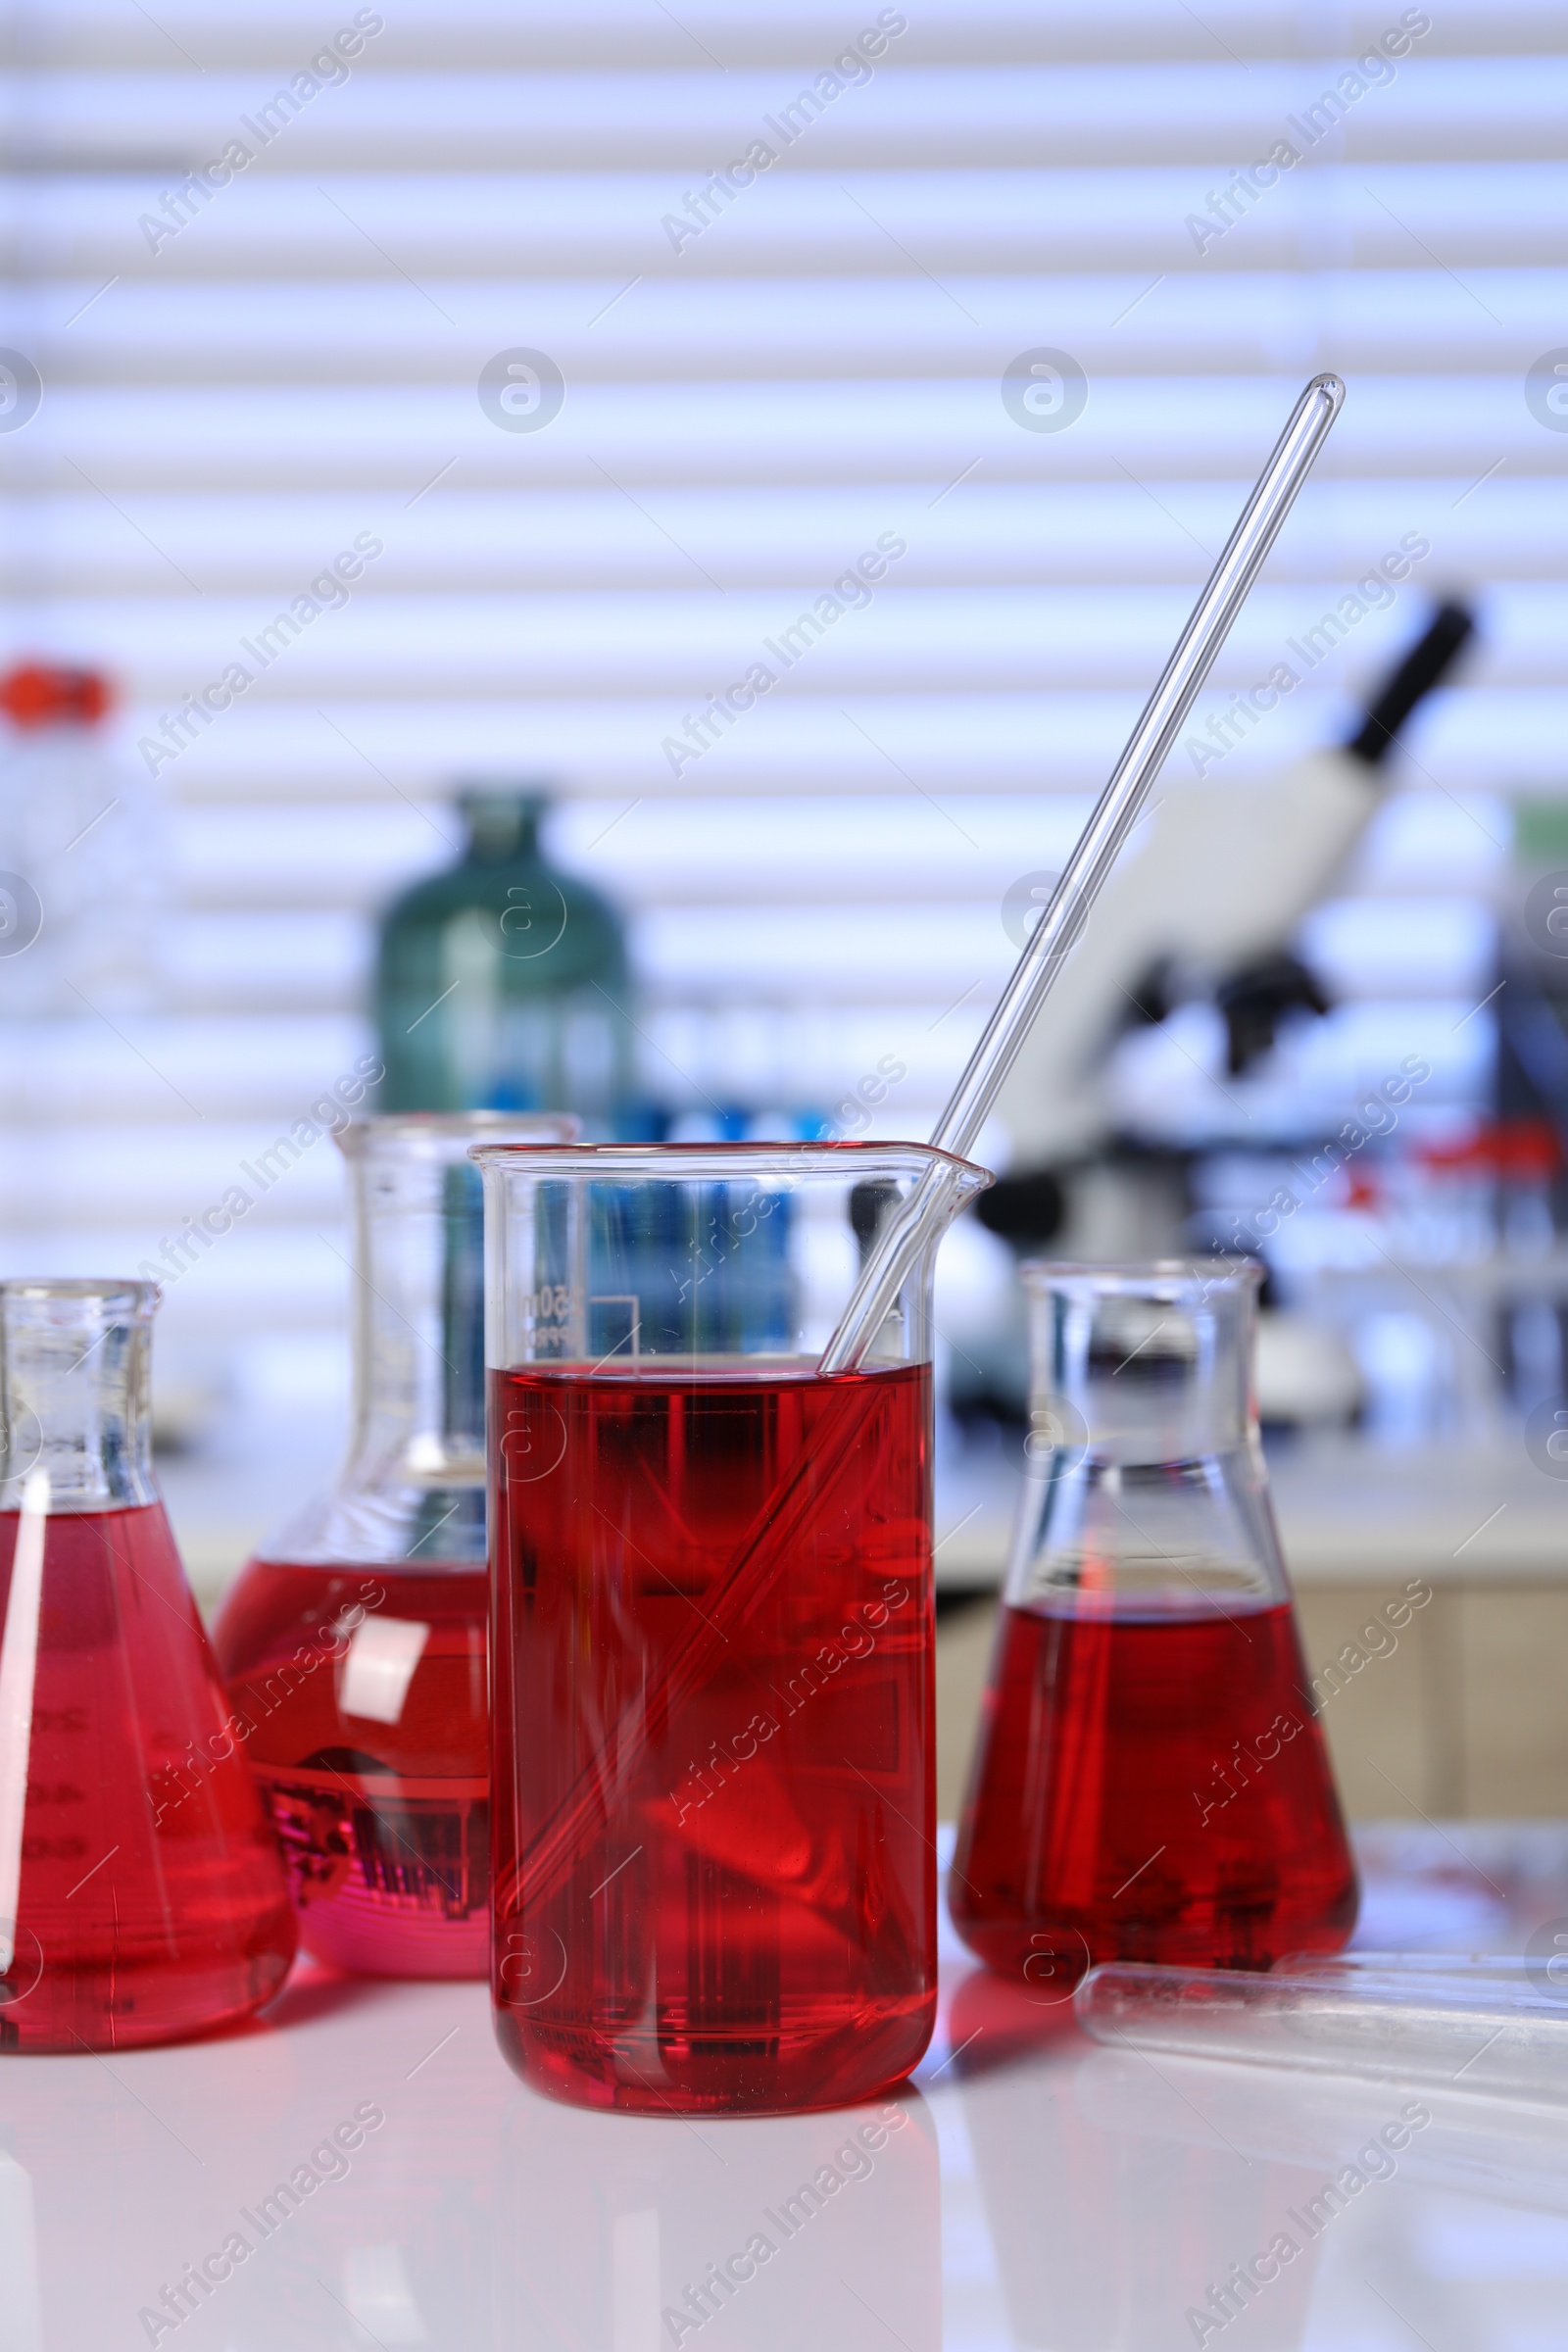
left=212, top=1112, right=573, bottom=1978
left=951, top=1259, right=1357, bottom=1984
left=0, top=1279, right=295, bottom=2050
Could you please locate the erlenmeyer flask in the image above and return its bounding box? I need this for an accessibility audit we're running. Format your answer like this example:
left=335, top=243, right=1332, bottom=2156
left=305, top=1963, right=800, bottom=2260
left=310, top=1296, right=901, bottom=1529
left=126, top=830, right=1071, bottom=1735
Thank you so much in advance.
left=0, top=1279, right=295, bottom=2051
left=951, top=1259, right=1356, bottom=1982
left=212, top=1111, right=573, bottom=1978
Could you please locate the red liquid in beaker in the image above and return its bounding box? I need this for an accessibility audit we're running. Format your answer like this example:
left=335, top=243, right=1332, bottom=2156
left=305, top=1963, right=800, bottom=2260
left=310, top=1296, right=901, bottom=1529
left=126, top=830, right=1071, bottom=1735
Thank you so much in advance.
left=213, top=1562, right=490, bottom=1978
left=0, top=1504, right=296, bottom=2050
left=490, top=1358, right=934, bottom=2115
left=951, top=1600, right=1356, bottom=1981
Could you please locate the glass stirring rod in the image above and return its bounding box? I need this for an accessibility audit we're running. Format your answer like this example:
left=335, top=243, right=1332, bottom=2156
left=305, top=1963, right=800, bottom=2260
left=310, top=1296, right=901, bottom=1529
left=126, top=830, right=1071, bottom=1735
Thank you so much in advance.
left=821, top=372, right=1346, bottom=1377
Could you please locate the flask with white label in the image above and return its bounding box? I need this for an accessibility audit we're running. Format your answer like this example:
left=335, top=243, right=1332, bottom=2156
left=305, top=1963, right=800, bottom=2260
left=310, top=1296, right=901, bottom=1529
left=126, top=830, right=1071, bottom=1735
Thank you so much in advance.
left=212, top=1111, right=573, bottom=1977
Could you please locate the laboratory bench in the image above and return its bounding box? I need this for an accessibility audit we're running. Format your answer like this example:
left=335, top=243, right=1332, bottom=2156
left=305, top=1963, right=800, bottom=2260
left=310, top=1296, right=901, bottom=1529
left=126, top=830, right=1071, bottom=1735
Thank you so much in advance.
left=161, top=1413, right=1566, bottom=1827
left=8, top=1822, right=1568, bottom=2350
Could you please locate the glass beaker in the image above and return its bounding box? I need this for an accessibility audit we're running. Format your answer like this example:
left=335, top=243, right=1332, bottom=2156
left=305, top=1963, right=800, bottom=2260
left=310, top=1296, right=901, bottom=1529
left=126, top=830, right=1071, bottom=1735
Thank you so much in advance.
left=473, top=1139, right=990, bottom=2115
left=213, top=1111, right=574, bottom=1979
left=0, top=1279, right=295, bottom=2050
left=951, top=1259, right=1357, bottom=1984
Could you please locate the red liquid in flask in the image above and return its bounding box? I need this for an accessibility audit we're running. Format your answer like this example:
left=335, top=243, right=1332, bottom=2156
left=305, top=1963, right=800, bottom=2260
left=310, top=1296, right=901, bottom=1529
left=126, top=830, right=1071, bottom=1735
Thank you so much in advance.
left=213, top=1563, right=490, bottom=1977
left=491, top=1358, right=935, bottom=2115
left=0, top=1504, right=296, bottom=2051
left=950, top=1600, right=1357, bottom=1981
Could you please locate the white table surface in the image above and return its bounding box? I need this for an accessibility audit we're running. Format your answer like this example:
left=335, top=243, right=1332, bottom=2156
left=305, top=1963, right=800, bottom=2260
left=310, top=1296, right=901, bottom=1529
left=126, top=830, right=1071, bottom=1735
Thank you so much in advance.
left=7, top=1823, right=1568, bottom=2350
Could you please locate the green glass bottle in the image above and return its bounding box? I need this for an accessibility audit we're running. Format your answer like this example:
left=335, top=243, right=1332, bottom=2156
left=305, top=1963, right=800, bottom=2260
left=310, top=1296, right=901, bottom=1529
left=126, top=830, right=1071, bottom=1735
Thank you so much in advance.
left=374, top=788, right=634, bottom=1125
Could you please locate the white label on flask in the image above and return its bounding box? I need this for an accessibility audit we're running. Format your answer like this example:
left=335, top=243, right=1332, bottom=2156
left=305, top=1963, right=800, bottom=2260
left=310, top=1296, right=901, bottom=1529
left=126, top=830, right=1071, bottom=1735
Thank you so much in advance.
left=340, top=1616, right=431, bottom=1728
left=0, top=1469, right=50, bottom=1978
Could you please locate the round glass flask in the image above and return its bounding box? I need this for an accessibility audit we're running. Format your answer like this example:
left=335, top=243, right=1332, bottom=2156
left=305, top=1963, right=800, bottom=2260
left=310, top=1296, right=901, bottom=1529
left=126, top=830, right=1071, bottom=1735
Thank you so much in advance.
left=0, top=1279, right=295, bottom=2050
left=950, top=1259, right=1357, bottom=1984
left=213, top=1111, right=574, bottom=1978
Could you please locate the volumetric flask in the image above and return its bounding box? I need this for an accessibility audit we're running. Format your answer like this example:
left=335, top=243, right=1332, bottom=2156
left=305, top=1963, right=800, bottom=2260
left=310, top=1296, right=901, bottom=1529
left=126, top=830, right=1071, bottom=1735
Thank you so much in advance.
left=950, top=1259, right=1356, bottom=1985
left=473, top=1139, right=991, bottom=2115
left=0, top=1280, right=295, bottom=2049
left=213, top=1111, right=574, bottom=1978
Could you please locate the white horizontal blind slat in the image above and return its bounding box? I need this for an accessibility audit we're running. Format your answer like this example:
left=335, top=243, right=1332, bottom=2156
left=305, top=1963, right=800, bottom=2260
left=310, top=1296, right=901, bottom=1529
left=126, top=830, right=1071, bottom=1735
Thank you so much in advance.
left=0, top=1, right=1542, bottom=1376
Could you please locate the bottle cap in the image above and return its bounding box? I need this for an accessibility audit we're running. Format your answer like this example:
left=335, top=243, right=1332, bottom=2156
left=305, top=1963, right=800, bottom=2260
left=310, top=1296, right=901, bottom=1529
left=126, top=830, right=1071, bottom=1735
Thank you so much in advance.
left=0, top=662, right=112, bottom=727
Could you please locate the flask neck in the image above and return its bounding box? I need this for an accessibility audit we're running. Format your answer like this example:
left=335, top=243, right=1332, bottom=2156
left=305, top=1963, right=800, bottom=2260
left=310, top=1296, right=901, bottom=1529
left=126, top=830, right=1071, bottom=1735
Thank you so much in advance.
left=261, top=1118, right=572, bottom=1567
left=0, top=1282, right=160, bottom=1513
left=1029, top=1265, right=1259, bottom=1467
left=1009, top=1260, right=1286, bottom=1617
left=458, top=789, right=547, bottom=867
left=341, top=1142, right=488, bottom=1495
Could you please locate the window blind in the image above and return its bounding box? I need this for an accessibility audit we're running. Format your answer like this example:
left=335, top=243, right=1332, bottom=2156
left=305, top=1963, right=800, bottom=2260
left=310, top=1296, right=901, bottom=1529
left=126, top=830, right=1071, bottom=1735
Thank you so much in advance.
left=0, top=0, right=1555, bottom=1535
